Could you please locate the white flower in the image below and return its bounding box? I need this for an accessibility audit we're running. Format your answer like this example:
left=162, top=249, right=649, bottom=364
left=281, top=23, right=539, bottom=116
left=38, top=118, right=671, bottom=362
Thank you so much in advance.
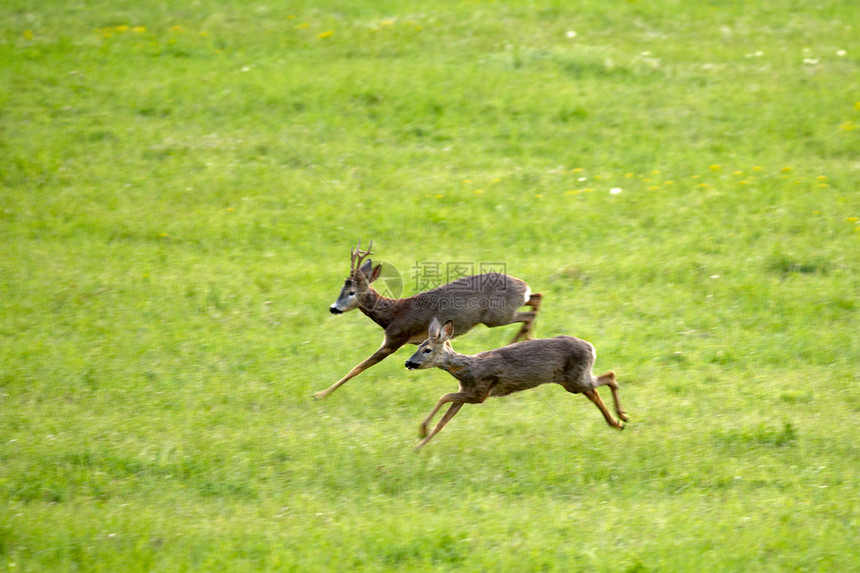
left=609, top=187, right=622, bottom=195
left=566, top=31, right=576, bottom=38
left=836, top=49, right=846, bottom=57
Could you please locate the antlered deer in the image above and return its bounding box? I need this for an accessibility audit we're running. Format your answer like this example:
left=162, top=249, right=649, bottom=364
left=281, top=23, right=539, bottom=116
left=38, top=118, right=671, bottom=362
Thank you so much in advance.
left=316, top=241, right=542, bottom=400
left=405, top=317, right=628, bottom=450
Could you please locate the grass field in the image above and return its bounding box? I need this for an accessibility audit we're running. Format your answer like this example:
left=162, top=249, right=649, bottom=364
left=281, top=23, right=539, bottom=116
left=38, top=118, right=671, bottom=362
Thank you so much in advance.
left=2, top=1, right=859, bottom=570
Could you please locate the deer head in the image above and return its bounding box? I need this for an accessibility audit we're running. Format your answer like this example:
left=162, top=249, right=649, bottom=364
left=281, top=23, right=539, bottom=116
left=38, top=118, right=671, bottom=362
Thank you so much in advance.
left=405, top=317, right=455, bottom=369
left=330, top=240, right=382, bottom=314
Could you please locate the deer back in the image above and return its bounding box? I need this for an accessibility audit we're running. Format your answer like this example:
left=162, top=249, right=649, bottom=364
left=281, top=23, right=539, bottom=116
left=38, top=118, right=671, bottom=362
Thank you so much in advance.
left=403, top=273, right=530, bottom=334
left=466, top=336, right=597, bottom=396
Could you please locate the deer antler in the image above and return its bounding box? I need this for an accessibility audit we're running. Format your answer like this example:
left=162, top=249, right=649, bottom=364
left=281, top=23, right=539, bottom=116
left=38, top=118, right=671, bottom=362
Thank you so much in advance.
left=350, top=239, right=374, bottom=274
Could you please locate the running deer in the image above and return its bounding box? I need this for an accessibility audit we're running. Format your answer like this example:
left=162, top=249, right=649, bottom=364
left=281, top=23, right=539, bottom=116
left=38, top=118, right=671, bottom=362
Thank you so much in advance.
left=316, top=241, right=542, bottom=400
left=405, top=317, right=628, bottom=450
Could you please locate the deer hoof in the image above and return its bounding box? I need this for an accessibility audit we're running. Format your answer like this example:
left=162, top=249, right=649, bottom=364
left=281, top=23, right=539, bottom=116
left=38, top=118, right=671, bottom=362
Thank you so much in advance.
left=619, top=411, right=630, bottom=422
left=313, top=390, right=328, bottom=401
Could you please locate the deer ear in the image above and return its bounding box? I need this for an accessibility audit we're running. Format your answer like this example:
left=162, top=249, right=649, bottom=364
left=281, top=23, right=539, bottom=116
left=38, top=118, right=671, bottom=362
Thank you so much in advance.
left=428, top=317, right=442, bottom=339
left=368, top=263, right=382, bottom=284
left=358, top=259, right=374, bottom=279
left=440, top=320, right=455, bottom=342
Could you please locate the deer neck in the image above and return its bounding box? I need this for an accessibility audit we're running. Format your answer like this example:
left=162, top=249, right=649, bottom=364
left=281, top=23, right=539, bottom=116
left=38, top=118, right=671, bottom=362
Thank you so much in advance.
left=357, top=287, right=398, bottom=329
left=438, top=352, right=475, bottom=380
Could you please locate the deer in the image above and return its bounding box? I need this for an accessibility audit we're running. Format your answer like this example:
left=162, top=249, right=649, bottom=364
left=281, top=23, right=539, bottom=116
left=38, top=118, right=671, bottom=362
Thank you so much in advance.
left=404, top=317, right=629, bottom=450
left=315, top=240, right=543, bottom=400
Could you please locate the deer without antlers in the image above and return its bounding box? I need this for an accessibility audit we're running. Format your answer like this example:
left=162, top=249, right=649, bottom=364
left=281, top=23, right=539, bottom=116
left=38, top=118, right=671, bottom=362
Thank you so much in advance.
left=316, top=241, right=543, bottom=400
left=405, top=317, right=629, bottom=450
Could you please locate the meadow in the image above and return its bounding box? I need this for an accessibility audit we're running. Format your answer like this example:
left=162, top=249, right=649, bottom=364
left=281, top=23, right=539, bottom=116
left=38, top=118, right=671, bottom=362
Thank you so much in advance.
left=1, top=0, right=859, bottom=570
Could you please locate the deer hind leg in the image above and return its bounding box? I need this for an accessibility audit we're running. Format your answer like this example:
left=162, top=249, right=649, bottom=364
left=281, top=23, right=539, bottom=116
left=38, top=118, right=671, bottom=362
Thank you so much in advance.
left=508, top=310, right=537, bottom=344
left=508, top=293, right=543, bottom=343
left=583, top=387, right=625, bottom=430
left=595, top=371, right=629, bottom=422
left=314, top=343, right=398, bottom=400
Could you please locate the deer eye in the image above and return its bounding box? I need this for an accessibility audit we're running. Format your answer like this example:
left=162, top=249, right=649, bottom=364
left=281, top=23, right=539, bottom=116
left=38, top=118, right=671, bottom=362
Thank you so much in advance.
left=423, top=347, right=432, bottom=354
left=348, top=291, right=355, bottom=296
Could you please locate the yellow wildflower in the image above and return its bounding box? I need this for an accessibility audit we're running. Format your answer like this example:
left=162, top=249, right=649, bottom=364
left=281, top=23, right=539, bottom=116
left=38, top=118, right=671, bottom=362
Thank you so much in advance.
left=318, top=30, right=334, bottom=39
left=23, top=29, right=33, bottom=40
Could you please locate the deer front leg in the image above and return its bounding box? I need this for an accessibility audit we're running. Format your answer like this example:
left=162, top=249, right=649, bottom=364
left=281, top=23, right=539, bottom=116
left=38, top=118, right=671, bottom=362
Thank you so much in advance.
left=314, top=343, right=399, bottom=400
left=416, top=402, right=464, bottom=451
left=583, top=388, right=625, bottom=430
left=418, top=391, right=470, bottom=438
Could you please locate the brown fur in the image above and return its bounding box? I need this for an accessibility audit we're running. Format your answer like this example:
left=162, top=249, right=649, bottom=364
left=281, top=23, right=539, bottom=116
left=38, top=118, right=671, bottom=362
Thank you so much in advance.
left=316, top=242, right=542, bottom=400
left=405, top=318, right=628, bottom=450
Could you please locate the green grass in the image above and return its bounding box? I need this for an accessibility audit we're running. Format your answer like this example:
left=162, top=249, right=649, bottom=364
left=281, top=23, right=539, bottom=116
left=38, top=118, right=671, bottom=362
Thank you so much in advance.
left=2, top=0, right=859, bottom=570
